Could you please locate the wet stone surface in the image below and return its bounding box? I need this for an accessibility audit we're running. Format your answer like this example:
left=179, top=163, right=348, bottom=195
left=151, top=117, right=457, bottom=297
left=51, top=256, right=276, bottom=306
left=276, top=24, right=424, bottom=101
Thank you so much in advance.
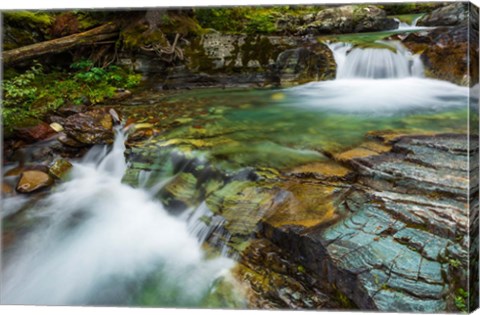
left=125, top=130, right=475, bottom=312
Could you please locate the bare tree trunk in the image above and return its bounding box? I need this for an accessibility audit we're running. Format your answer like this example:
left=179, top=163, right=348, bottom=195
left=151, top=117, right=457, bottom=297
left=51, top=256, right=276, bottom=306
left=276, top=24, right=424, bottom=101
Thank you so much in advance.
left=3, top=23, right=120, bottom=65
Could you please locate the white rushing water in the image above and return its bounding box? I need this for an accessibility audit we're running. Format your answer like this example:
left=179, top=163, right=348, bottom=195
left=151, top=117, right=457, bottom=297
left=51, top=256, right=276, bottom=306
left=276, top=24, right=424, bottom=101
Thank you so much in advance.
left=287, top=41, right=469, bottom=114
left=328, top=41, right=424, bottom=79
left=1, top=127, right=233, bottom=306
left=395, top=15, right=430, bottom=31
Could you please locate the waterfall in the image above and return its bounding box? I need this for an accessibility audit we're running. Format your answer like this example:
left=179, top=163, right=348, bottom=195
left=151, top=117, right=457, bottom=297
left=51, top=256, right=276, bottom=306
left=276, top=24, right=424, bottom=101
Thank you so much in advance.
left=286, top=41, right=468, bottom=114
left=328, top=42, right=424, bottom=79
left=1, top=128, right=233, bottom=306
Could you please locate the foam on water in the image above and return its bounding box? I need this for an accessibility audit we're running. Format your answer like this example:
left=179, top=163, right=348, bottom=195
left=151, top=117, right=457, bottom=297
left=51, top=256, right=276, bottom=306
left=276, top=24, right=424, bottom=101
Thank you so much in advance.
left=1, top=127, right=233, bottom=306
left=288, top=77, right=468, bottom=114
left=286, top=42, right=469, bottom=114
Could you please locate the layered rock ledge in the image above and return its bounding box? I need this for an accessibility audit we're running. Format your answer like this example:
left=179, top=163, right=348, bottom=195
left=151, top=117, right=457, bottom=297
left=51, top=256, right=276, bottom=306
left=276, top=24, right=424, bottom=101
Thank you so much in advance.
left=124, top=131, right=477, bottom=311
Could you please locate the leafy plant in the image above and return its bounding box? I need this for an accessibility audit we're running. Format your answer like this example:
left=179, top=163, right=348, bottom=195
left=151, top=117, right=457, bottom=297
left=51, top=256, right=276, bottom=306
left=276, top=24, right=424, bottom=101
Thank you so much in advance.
left=194, top=6, right=319, bottom=35
left=455, top=288, right=468, bottom=313
left=2, top=60, right=141, bottom=134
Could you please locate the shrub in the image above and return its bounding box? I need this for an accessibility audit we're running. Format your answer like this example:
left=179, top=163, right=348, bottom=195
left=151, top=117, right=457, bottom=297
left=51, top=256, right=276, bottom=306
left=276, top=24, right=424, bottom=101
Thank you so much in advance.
left=2, top=60, right=142, bottom=134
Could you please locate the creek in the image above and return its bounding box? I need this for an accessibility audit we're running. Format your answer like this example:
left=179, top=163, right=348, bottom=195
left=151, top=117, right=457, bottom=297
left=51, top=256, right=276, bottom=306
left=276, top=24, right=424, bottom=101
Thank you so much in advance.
left=1, top=28, right=471, bottom=307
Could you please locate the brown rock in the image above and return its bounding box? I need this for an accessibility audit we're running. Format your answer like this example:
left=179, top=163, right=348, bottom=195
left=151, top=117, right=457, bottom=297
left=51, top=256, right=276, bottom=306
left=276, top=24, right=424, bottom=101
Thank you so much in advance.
left=63, top=109, right=114, bottom=144
left=287, top=161, right=353, bottom=181
left=402, top=25, right=469, bottom=85
left=2, top=182, right=14, bottom=195
left=57, top=133, right=87, bottom=147
left=57, top=104, right=87, bottom=117
left=16, top=170, right=54, bottom=193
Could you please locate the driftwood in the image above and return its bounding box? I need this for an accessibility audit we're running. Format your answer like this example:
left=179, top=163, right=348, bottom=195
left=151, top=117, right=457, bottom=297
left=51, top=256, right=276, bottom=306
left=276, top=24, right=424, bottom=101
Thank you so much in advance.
left=3, top=23, right=120, bottom=65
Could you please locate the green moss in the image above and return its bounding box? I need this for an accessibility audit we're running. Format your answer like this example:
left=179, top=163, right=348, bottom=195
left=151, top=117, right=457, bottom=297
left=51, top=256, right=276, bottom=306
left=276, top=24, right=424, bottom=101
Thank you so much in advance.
left=448, top=258, right=462, bottom=269
left=239, top=35, right=277, bottom=68
left=333, top=287, right=356, bottom=309
left=454, top=288, right=469, bottom=313
left=4, top=11, right=54, bottom=27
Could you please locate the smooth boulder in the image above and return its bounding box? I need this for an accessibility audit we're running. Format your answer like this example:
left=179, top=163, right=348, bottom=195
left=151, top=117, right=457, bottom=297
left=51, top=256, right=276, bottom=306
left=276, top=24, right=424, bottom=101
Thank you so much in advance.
left=16, top=170, right=54, bottom=193
left=63, top=109, right=114, bottom=144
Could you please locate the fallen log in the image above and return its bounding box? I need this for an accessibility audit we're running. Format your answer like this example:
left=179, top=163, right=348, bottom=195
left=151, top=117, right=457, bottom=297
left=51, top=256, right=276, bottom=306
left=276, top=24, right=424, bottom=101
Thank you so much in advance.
left=2, top=23, right=120, bottom=65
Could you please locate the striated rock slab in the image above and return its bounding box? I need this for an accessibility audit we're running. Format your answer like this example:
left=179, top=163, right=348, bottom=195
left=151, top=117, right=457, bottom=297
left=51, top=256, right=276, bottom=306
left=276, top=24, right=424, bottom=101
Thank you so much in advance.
left=123, top=131, right=473, bottom=312
left=261, top=133, right=472, bottom=312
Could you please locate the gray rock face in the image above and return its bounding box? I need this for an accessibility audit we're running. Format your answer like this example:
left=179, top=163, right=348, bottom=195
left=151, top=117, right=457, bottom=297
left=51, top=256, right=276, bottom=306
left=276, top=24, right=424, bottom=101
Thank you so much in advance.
left=418, top=3, right=468, bottom=27
left=126, top=34, right=336, bottom=88
left=301, top=5, right=398, bottom=35
left=274, top=47, right=336, bottom=84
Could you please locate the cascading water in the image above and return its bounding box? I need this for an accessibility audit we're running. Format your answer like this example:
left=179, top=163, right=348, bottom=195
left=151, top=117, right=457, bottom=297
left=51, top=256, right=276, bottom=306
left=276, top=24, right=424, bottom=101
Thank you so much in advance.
left=395, top=15, right=428, bottom=31
left=328, top=41, right=424, bottom=79
left=286, top=40, right=468, bottom=114
left=1, top=127, right=234, bottom=306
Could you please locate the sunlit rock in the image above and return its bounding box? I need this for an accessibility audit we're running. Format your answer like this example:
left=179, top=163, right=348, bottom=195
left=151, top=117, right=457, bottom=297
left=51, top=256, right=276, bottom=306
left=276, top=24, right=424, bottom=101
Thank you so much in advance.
left=16, top=170, right=54, bottom=193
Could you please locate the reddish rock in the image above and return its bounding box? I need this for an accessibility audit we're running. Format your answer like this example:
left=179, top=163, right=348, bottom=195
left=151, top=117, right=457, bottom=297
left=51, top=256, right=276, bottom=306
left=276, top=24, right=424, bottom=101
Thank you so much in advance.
left=15, top=123, right=57, bottom=143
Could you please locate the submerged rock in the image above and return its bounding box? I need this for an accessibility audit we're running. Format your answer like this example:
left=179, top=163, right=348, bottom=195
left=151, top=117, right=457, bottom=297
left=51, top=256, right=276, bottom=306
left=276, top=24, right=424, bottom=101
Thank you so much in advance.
left=63, top=109, right=114, bottom=144
left=2, top=182, right=14, bottom=195
left=16, top=170, right=54, bottom=193
left=261, top=133, right=473, bottom=312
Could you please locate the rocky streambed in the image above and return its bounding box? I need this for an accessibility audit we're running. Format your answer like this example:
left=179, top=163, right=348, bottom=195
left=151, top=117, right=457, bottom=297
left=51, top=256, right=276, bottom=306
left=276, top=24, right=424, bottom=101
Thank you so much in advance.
left=1, top=2, right=479, bottom=312
left=121, top=107, right=477, bottom=311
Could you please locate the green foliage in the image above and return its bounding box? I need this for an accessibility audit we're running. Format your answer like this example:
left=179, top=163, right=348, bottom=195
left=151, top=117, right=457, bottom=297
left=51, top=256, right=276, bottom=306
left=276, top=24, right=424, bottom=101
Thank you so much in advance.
left=244, top=10, right=277, bottom=34
left=195, top=8, right=249, bottom=34
left=1, top=63, right=43, bottom=131
left=449, top=258, right=462, bottom=268
left=4, top=11, right=54, bottom=28
left=455, top=288, right=468, bottom=312
left=2, top=60, right=141, bottom=134
left=195, top=6, right=318, bottom=35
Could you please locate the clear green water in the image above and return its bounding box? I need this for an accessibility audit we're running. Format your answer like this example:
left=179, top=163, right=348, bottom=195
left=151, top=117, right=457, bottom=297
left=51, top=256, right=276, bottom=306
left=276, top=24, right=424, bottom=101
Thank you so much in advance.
left=144, top=83, right=469, bottom=171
